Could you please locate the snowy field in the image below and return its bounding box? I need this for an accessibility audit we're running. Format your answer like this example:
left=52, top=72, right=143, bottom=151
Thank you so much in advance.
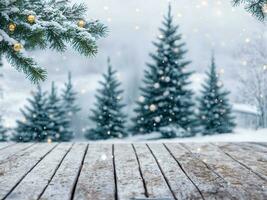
left=75, top=129, right=267, bottom=143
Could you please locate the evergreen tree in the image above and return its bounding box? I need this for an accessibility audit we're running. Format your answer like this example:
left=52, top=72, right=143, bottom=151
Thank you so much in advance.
left=46, top=82, right=73, bottom=141
left=0, top=116, right=7, bottom=142
left=131, top=5, right=196, bottom=138
left=14, top=86, right=50, bottom=142
left=0, top=0, right=107, bottom=83
left=61, top=72, right=80, bottom=118
left=85, top=58, right=127, bottom=140
left=198, top=55, right=236, bottom=135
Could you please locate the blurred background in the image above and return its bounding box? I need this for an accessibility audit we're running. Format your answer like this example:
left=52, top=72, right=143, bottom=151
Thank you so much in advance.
left=0, top=0, right=266, bottom=137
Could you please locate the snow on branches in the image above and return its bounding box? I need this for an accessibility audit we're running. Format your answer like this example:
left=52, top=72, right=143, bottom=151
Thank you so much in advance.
left=232, top=0, right=267, bottom=21
left=0, top=0, right=107, bottom=83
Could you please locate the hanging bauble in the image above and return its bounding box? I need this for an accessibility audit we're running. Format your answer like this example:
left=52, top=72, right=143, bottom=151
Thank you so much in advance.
left=27, top=15, right=36, bottom=24
left=47, top=138, right=52, bottom=144
left=13, top=43, right=23, bottom=52
left=8, top=23, right=16, bottom=32
left=77, top=19, right=86, bottom=28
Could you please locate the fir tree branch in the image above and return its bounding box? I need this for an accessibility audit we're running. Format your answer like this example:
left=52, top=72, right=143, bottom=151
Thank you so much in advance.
left=232, top=0, right=267, bottom=21
left=0, top=0, right=107, bottom=83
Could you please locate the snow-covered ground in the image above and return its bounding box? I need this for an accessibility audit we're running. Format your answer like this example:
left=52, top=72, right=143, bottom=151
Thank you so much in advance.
left=76, top=128, right=267, bottom=143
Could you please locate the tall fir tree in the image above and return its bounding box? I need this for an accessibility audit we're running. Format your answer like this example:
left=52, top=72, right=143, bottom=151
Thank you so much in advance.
left=131, top=5, right=196, bottom=138
left=85, top=58, right=127, bottom=140
left=61, top=72, right=80, bottom=118
left=198, top=55, right=235, bottom=135
left=46, top=82, right=73, bottom=141
left=14, top=86, right=50, bottom=142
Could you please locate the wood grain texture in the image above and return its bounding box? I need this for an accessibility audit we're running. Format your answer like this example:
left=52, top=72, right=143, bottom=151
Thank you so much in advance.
left=0, top=143, right=34, bottom=164
left=214, top=142, right=267, bottom=181
left=165, top=143, right=249, bottom=200
left=39, top=143, right=87, bottom=200
left=0, top=143, right=57, bottom=199
left=183, top=143, right=267, bottom=199
left=73, top=143, right=115, bottom=200
left=148, top=143, right=203, bottom=200
left=114, top=144, right=146, bottom=200
left=0, top=142, right=266, bottom=200
left=5, top=143, right=72, bottom=200
left=133, top=143, right=173, bottom=199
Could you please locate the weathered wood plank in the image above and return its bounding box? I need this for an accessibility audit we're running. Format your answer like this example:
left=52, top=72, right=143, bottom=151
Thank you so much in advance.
left=39, top=143, right=87, bottom=200
left=165, top=143, right=248, bottom=199
left=183, top=143, right=267, bottom=199
left=133, top=143, right=173, bottom=199
left=148, top=143, right=202, bottom=199
left=0, top=143, right=14, bottom=151
left=73, top=144, right=115, bottom=200
left=251, top=142, right=267, bottom=150
left=5, top=143, right=72, bottom=200
left=0, top=143, right=34, bottom=164
left=114, top=144, right=146, bottom=200
left=243, top=142, right=267, bottom=154
left=0, top=143, right=57, bottom=199
left=214, top=142, right=267, bottom=181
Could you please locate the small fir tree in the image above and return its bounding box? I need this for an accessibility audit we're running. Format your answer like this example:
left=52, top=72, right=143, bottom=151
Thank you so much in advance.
left=61, top=72, right=80, bottom=118
left=198, top=55, right=236, bottom=135
left=0, top=116, right=7, bottom=141
left=85, top=58, right=127, bottom=140
left=131, top=5, right=197, bottom=138
left=14, top=86, right=50, bottom=142
left=46, top=82, right=73, bottom=141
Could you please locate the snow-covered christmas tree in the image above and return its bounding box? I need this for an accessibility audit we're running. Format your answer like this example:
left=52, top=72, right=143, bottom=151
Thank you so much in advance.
left=198, top=55, right=235, bottom=135
left=85, top=58, right=127, bottom=140
left=131, top=5, right=197, bottom=138
left=46, top=82, right=73, bottom=141
left=0, top=116, right=7, bottom=141
left=61, top=72, right=80, bottom=118
left=0, top=0, right=106, bottom=82
left=14, top=86, right=50, bottom=142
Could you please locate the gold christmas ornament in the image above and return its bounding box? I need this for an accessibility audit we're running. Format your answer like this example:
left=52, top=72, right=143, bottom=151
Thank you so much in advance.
left=8, top=23, right=16, bottom=32
left=47, top=138, right=52, bottom=144
left=13, top=43, right=23, bottom=52
left=77, top=19, right=86, bottom=28
left=27, top=15, right=36, bottom=24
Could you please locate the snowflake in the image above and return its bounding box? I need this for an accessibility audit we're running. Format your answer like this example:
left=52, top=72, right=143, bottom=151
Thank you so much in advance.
left=149, top=104, right=157, bottom=112
left=154, top=83, right=160, bottom=89
left=101, top=154, right=107, bottom=160
left=163, top=91, right=169, bottom=96
left=154, top=116, right=161, bottom=123
left=138, top=96, right=145, bottom=103
left=165, top=76, right=170, bottom=82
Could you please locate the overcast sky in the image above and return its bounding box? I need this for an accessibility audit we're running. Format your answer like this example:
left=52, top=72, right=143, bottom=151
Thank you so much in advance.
left=0, top=0, right=265, bottom=129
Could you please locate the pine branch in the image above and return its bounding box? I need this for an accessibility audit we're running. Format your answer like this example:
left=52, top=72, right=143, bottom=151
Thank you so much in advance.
left=0, top=0, right=107, bottom=83
left=232, top=0, right=267, bottom=21
left=6, top=48, right=47, bottom=83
